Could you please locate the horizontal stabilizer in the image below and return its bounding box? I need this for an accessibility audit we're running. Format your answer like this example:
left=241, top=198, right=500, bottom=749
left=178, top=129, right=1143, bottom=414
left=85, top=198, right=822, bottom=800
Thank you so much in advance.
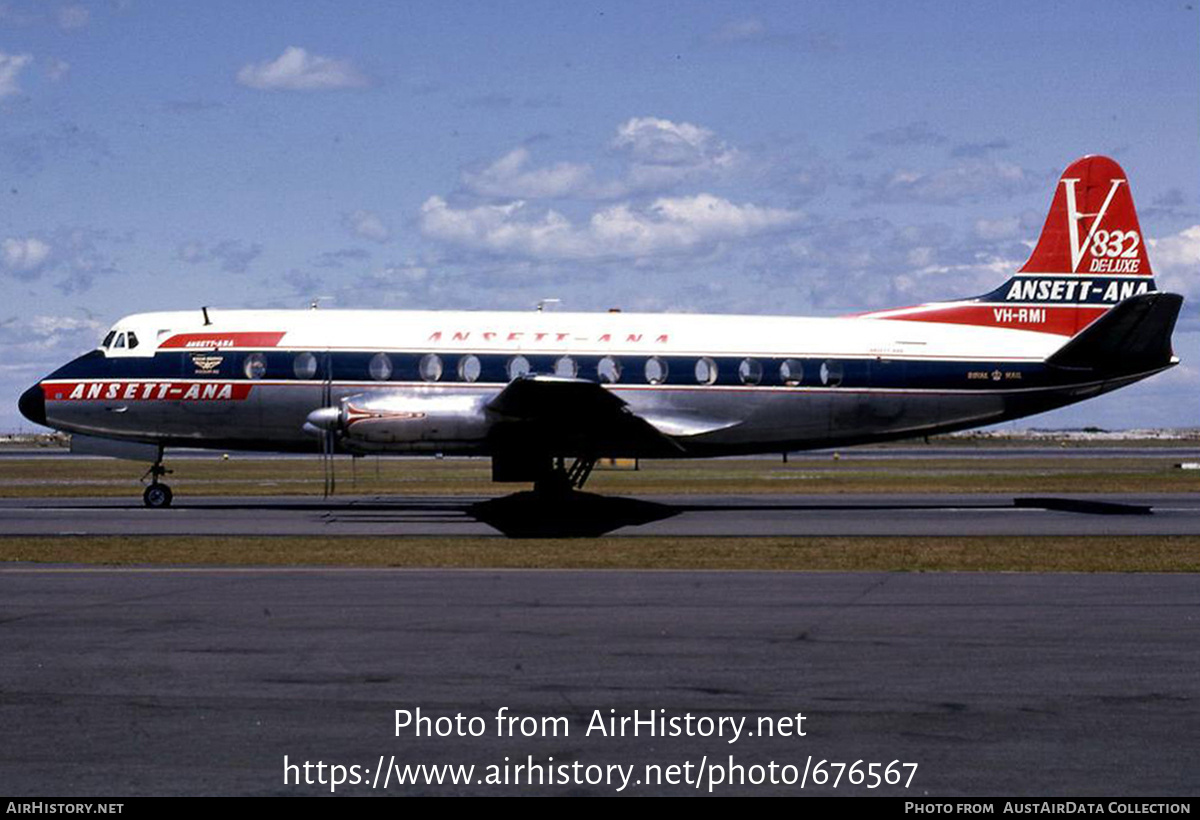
left=1046, top=292, right=1182, bottom=373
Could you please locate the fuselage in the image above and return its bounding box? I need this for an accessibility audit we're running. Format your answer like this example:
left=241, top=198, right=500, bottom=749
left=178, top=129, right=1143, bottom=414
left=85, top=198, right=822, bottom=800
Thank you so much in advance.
left=20, top=305, right=1167, bottom=458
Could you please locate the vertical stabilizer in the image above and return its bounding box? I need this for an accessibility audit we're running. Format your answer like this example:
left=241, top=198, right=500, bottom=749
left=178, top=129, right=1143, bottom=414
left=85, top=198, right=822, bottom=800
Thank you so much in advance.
left=1020, top=155, right=1153, bottom=278
left=861, top=155, right=1157, bottom=336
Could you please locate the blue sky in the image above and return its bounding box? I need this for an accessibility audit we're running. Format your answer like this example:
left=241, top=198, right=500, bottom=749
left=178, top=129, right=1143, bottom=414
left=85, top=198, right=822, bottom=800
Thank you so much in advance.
left=2, top=0, right=1198, bottom=431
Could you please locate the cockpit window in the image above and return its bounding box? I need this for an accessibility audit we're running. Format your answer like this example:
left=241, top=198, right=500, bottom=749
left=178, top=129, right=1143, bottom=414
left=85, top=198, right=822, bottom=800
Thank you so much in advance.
left=102, top=331, right=116, bottom=349
left=126, top=331, right=139, bottom=349
left=113, top=333, right=126, bottom=349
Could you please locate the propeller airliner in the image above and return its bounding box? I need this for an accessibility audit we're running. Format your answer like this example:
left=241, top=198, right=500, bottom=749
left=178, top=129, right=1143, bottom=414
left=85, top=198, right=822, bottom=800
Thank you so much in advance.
left=19, top=156, right=1182, bottom=506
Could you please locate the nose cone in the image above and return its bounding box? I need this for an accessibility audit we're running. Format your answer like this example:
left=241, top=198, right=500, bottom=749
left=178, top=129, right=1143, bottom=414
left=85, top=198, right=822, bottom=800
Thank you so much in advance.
left=18, top=383, right=46, bottom=427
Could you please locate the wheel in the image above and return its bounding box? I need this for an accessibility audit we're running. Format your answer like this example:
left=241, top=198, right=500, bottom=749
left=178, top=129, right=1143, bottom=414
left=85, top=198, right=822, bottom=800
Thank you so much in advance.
left=143, top=483, right=173, bottom=508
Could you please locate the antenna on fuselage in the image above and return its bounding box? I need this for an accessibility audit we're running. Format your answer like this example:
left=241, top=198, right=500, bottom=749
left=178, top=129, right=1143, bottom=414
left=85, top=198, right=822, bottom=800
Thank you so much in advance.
left=536, top=298, right=560, bottom=312
left=310, top=296, right=335, bottom=310
left=201, top=306, right=212, bottom=326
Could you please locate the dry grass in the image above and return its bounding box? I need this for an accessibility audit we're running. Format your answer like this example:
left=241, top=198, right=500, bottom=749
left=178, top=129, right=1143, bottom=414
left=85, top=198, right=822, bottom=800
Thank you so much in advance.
left=3, top=534, right=1199, bottom=572
left=2, top=454, right=1199, bottom=497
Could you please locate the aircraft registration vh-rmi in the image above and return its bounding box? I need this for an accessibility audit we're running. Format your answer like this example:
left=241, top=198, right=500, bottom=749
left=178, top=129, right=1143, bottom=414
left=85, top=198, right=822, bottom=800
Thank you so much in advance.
left=18, top=155, right=1183, bottom=507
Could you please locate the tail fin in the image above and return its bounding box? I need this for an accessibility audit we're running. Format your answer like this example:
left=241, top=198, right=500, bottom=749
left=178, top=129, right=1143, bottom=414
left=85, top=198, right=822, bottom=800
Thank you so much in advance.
left=1020, top=155, right=1153, bottom=278
left=863, top=155, right=1158, bottom=336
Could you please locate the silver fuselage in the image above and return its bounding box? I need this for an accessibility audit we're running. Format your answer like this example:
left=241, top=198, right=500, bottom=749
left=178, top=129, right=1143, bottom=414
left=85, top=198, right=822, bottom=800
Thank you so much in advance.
left=22, top=307, right=1169, bottom=459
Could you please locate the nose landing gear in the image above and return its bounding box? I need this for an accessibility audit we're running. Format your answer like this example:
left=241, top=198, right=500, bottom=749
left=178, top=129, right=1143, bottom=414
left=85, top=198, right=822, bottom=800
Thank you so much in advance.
left=141, top=454, right=173, bottom=508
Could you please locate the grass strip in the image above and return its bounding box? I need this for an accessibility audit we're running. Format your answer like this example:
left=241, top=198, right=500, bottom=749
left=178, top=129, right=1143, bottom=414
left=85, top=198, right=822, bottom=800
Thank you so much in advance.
left=2, top=535, right=1199, bottom=572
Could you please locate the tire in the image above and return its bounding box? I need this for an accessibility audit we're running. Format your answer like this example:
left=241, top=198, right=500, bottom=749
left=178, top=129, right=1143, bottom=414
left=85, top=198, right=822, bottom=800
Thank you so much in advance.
left=143, top=483, right=173, bottom=508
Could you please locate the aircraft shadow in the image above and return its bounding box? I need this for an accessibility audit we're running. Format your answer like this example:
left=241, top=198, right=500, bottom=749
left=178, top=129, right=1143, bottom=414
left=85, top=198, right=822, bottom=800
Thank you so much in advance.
left=467, top=491, right=678, bottom=538
left=464, top=493, right=1151, bottom=536
left=30, top=493, right=1152, bottom=538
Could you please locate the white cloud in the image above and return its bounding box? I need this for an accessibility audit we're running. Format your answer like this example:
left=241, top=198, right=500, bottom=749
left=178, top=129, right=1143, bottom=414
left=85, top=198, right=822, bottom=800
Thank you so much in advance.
left=613, top=116, right=737, bottom=170
left=420, top=193, right=802, bottom=260
left=342, top=209, right=390, bottom=243
left=1150, top=225, right=1200, bottom=270
left=0, top=228, right=122, bottom=292
left=611, top=117, right=739, bottom=192
left=973, top=216, right=1021, bottom=241
left=869, top=160, right=1038, bottom=205
left=1149, top=225, right=1200, bottom=300
left=20, top=314, right=104, bottom=349
left=236, top=46, right=368, bottom=91
left=176, top=239, right=263, bottom=273
left=782, top=214, right=1032, bottom=311
left=56, top=5, right=89, bottom=30
left=2, top=236, right=52, bottom=274
left=0, top=51, right=33, bottom=100
left=454, top=118, right=740, bottom=206
left=462, top=147, right=592, bottom=199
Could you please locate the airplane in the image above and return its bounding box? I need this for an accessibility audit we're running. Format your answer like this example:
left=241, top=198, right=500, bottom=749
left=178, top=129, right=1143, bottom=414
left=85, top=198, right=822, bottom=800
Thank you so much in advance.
left=18, top=155, right=1183, bottom=507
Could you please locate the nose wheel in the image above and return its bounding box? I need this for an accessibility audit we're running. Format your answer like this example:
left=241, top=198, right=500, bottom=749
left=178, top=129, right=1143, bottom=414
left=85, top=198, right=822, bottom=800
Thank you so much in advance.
left=141, top=454, right=173, bottom=508
left=143, top=482, right=173, bottom=508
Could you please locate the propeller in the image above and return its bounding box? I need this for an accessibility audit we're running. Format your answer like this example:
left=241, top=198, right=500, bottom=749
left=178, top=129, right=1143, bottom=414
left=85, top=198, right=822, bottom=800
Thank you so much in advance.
left=302, top=351, right=339, bottom=498
left=321, top=350, right=336, bottom=497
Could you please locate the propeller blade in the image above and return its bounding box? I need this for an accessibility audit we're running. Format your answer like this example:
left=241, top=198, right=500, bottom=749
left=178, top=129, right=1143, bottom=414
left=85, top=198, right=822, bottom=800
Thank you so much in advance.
left=319, top=350, right=336, bottom=499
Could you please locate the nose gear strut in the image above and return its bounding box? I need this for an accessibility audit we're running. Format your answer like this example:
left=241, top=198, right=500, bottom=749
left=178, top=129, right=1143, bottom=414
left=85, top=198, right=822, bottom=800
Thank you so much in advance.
left=140, top=447, right=173, bottom=508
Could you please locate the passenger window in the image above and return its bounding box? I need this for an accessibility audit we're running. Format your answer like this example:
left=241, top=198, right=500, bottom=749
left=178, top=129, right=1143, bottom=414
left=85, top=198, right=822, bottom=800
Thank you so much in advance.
left=694, top=357, right=718, bottom=385
left=597, top=356, right=621, bottom=384
left=507, top=355, right=531, bottom=380
left=243, top=352, right=267, bottom=380
left=458, top=355, right=481, bottom=383
left=738, top=358, right=763, bottom=385
left=294, top=352, right=318, bottom=380
left=369, top=353, right=392, bottom=381
left=780, top=359, right=804, bottom=386
left=820, top=360, right=844, bottom=387
left=554, top=356, right=578, bottom=378
left=644, top=356, right=668, bottom=385
left=419, top=353, right=443, bottom=382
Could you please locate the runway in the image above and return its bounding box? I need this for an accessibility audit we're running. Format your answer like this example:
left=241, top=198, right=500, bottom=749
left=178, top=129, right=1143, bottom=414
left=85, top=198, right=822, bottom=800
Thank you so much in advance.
left=3, top=492, right=1200, bottom=537
left=1, top=566, right=1196, bottom=796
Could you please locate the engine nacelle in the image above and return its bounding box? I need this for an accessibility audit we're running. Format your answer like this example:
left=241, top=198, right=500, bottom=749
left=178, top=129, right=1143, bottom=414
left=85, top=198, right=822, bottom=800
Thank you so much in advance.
left=305, top=391, right=493, bottom=452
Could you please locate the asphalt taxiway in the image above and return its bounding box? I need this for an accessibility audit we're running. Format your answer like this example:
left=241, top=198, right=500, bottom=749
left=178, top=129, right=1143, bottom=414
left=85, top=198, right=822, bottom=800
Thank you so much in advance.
left=1, top=567, right=1196, bottom=796
left=3, top=492, right=1200, bottom=537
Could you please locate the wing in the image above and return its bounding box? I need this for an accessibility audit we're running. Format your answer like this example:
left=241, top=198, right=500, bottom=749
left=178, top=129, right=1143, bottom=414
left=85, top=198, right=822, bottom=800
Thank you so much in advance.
left=486, top=375, right=738, bottom=456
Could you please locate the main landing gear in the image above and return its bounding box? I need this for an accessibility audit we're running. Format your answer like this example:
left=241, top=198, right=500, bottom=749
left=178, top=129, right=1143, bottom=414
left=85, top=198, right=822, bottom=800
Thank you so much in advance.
left=141, top=452, right=173, bottom=508
left=533, top=456, right=597, bottom=496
